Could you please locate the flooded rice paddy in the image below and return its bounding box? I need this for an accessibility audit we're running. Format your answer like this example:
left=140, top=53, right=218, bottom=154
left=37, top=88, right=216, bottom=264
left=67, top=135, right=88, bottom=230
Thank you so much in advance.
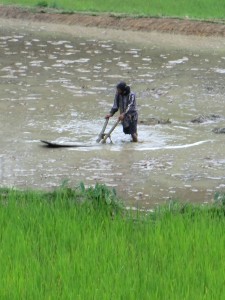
left=1, top=20, right=225, bottom=208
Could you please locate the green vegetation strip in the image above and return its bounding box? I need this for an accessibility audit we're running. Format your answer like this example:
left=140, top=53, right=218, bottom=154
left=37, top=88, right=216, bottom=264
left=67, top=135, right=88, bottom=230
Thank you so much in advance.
left=1, top=184, right=225, bottom=298
left=1, top=0, right=225, bottom=20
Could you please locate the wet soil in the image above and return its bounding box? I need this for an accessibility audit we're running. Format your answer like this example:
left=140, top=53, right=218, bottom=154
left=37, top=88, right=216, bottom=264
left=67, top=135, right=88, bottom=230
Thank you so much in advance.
left=1, top=8, right=225, bottom=209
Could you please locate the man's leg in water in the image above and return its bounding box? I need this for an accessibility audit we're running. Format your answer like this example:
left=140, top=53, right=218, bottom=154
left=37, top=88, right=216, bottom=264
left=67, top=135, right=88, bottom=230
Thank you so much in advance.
left=131, top=133, right=138, bottom=142
left=123, top=113, right=138, bottom=142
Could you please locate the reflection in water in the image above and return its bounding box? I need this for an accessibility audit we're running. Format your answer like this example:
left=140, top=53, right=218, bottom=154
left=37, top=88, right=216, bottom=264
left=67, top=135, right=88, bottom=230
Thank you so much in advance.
left=1, top=25, right=225, bottom=208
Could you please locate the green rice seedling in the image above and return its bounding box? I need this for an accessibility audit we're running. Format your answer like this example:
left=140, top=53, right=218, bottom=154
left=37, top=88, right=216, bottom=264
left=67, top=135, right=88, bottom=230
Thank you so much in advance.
left=1, top=187, right=225, bottom=298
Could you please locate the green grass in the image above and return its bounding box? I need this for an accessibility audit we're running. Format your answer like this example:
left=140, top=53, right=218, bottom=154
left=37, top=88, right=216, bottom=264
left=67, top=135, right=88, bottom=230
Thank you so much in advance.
left=1, top=184, right=225, bottom=298
left=1, top=0, right=225, bottom=20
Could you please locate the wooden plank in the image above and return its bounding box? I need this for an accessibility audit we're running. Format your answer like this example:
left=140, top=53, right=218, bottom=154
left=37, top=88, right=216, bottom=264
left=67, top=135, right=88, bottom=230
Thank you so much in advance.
left=40, top=140, right=94, bottom=148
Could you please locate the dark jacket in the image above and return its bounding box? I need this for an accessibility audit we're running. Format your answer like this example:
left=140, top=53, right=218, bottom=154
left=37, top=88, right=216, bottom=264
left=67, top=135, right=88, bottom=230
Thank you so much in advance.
left=110, top=91, right=137, bottom=116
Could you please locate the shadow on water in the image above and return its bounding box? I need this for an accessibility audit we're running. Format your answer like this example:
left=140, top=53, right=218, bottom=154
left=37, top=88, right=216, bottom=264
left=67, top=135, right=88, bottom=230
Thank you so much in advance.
left=1, top=21, right=225, bottom=208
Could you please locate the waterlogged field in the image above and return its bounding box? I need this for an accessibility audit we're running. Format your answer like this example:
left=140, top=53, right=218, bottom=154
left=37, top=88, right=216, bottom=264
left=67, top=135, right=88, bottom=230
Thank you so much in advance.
left=1, top=0, right=225, bottom=19
left=1, top=186, right=225, bottom=299
left=1, top=20, right=225, bottom=206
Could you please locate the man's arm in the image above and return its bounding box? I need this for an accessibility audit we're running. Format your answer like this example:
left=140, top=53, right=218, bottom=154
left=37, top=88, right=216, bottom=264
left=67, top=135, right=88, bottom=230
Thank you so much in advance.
left=105, top=93, right=119, bottom=119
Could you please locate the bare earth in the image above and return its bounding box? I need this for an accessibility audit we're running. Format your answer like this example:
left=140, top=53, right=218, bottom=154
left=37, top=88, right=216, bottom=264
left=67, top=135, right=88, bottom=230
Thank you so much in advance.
left=1, top=5, right=225, bottom=37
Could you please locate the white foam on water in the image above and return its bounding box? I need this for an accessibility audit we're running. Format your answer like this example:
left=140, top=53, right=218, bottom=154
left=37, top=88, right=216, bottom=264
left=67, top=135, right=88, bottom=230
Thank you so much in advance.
left=138, top=74, right=153, bottom=78
left=30, top=61, right=44, bottom=66
left=74, top=58, right=90, bottom=63
left=47, top=40, right=70, bottom=45
left=91, top=87, right=107, bottom=90
left=14, top=35, right=24, bottom=39
left=136, top=140, right=213, bottom=151
left=79, top=77, right=91, bottom=81
left=76, top=68, right=90, bottom=73
left=125, top=50, right=138, bottom=54
left=4, top=52, right=18, bottom=55
left=168, top=57, right=189, bottom=65
left=208, top=177, right=225, bottom=180
left=0, top=36, right=13, bottom=40
left=173, top=126, right=192, bottom=130
left=1, top=66, right=14, bottom=71
left=1, top=75, right=18, bottom=79
left=142, top=58, right=152, bottom=61
left=46, top=78, right=70, bottom=83
left=117, top=62, right=131, bottom=69
left=8, top=39, right=19, bottom=42
left=94, top=50, right=102, bottom=54
left=52, top=63, right=65, bottom=68
left=101, top=44, right=112, bottom=48
left=48, top=54, right=57, bottom=59
left=105, top=75, right=123, bottom=78
left=213, top=68, right=225, bottom=74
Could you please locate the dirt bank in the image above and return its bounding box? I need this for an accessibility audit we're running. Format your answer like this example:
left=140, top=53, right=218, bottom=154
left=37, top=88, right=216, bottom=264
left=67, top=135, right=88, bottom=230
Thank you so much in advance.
left=1, top=5, right=225, bottom=37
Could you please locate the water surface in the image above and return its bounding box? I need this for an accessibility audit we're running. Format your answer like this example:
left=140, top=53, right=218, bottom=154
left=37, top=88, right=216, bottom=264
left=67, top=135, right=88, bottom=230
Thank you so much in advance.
left=1, top=21, right=225, bottom=208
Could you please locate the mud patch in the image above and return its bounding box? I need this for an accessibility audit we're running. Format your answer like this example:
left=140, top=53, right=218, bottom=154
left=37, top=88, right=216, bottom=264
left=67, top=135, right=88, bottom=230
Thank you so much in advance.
left=191, top=114, right=223, bottom=123
left=139, top=117, right=171, bottom=125
left=212, top=127, right=225, bottom=134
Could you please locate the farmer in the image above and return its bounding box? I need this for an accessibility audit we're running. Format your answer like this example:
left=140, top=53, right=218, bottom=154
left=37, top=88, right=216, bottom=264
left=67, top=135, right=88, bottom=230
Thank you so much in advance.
left=105, top=81, right=138, bottom=142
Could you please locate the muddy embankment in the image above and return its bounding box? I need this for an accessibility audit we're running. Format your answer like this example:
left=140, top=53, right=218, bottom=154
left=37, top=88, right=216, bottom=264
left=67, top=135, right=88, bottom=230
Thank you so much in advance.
left=1, top=5, right=225, bottom=37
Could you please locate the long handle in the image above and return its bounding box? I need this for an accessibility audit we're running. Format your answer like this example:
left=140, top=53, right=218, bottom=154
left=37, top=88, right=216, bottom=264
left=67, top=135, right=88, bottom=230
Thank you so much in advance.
left=96, top=119, right=109, bottom=143
left=101, top=120, right=120, bottom=144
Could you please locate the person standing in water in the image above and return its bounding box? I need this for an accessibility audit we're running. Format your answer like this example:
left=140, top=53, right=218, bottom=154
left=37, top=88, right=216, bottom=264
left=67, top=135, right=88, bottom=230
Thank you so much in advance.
left=105, top=81, right=138, bottom=142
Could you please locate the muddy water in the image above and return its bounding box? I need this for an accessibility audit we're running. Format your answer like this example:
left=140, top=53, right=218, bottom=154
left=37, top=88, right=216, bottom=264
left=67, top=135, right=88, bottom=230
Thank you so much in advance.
left=1, top=20, right=225, bottom=208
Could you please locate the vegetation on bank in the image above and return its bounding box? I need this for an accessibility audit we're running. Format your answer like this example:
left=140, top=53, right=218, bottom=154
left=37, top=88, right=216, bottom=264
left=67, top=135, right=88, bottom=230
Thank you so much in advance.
left=1, top=0, right=225, bottom=20
left=1, top=184, right=225, bottom=298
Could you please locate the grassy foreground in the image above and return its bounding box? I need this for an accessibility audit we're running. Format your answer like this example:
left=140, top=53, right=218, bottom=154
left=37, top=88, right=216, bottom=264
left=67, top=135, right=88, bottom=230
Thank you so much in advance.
left=1, top=184, right=225, bottom=299
left=1, top=0, right=225, bottom=20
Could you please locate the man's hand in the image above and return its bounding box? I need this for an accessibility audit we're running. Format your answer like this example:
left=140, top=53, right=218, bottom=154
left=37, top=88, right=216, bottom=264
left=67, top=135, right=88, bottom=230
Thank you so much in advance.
left=118, top=113, right=125, bottom=121
left=105, top=114, right=112, bottom=119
